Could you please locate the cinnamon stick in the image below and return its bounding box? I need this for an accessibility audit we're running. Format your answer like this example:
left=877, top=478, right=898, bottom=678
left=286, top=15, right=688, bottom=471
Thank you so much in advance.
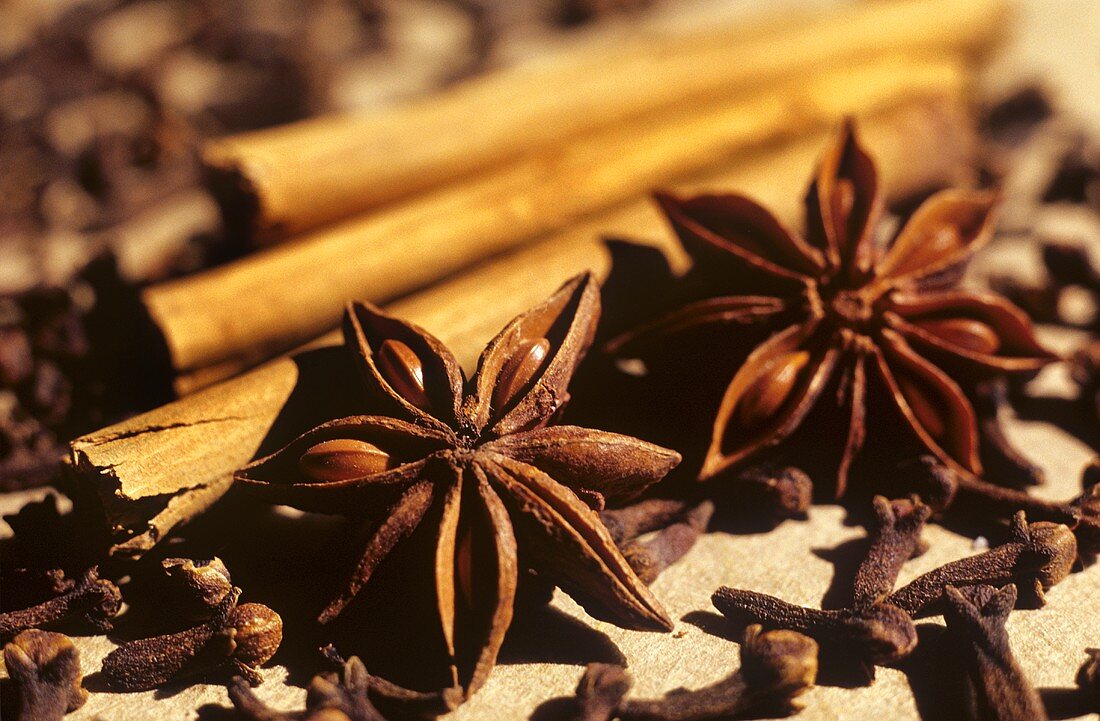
left=72, top=101, right=973, bottom=559
left=152, top=55, right=968, bottom=378
left=202, top=0, right=1004, bottom=241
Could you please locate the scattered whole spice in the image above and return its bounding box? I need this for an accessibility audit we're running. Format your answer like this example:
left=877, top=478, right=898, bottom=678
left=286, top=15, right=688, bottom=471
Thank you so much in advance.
left=729, top=464, right=814, bottom=519
left=616, top=500, right=715, bottom=584
left=2, top=630, right=88, bottom=721
left=228, top=650, right=461, bottom=721
left=568, top=624, right=817, bottom=721
left=609, top=121, right=1056, bottom=496
left=234, top=274, right=679, bottom=699
left=886, top=512, right=1076, bottom=616
left=711, top=588, right=917, bottom=667
left=941, top=584, right=1048, bottom=721
left=0, top=567, right=121, bottom=641
left=851, top=495, right=931, bottom=607
left=101, top=587, right=282, bottom=691
left=600, top=498, right=700, bottom=546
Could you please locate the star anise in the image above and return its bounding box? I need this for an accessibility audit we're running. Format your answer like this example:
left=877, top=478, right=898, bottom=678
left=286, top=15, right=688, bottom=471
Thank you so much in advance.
left=610, top=122, right=1056, bottom=495
left=235, top=274, right=677, bottom=700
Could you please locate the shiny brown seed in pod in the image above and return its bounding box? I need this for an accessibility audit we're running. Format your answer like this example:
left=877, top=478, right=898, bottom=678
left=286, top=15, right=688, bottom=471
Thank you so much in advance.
left=226, top=603, right=282, bottom=667
left=917, top=318, right=1001, bottom=354
left=492, top=337, right=550, bottom=412
left=376, top=339, right=431, bottom=410
left=734, top=350, right=810, bottom=430
left=299, top=439, right=393, bottom=482
left=896, top=377, right=945, bottom=439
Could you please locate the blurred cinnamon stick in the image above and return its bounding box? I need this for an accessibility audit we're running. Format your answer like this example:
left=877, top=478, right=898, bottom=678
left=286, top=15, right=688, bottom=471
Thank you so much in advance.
left=202, top=0, right=1005, bottom=241
left=73, top=101, right=973, bottom=558
left=150, top=55, right=968, bottom=379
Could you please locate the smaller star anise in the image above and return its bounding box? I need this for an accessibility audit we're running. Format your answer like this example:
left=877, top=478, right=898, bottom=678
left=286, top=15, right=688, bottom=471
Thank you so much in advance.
left=235, top=274, right=678, bottom=700
left=610, top=121, right=1057, bottom=496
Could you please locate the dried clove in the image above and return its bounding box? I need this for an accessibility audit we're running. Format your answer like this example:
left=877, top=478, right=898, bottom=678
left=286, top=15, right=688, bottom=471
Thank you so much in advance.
left=941, top=584, right=1048, bottom=721
left=3, top=630, right=88, bottom=721
left=974, top=379, right=1045, bottom=488
left=729, top=464, right=813, bottom=520
left=886, top=512, right=1076, bottom=616
left=569, top=624, right=817, bottom=721
left=229, top=651, right=460, bottom=721
left=851, top=496, right=931, bottom=607
left=0, top=567, right=121, bottom=640
left=711, top=588, right=916, bottom=666
left=101, top=587, right=282, bottom=691
left=600, top=499, right=699, bottom=545
left=618, top=501, right=715, bottom=584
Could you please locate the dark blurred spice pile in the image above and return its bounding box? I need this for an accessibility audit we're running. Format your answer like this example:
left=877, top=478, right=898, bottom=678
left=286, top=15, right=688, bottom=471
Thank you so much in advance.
left=0, top=0, right=652, bottom=489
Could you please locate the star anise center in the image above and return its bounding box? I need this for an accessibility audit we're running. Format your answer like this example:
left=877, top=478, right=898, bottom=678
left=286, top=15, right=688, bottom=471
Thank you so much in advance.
left=806, top=279, right=884, bottom=334
left=827, top=288, right=876, bottom=327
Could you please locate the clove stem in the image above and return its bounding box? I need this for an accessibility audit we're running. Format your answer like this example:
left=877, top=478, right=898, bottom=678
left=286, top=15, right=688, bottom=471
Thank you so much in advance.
left=0, top=567, right=121, bottom=640
left=851, top=495, right=931, bottom=607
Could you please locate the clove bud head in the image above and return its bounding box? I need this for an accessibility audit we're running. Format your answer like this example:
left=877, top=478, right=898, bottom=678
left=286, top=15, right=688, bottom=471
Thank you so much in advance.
left=3, top=629, right=88, bottom=717
left=844, top=603, right=919, bottom=665
left=739, top=624, right=818, bottom=697
left=1027, top=521, right=1077, bottom=589
left=224, top=603, right=283, bottom=667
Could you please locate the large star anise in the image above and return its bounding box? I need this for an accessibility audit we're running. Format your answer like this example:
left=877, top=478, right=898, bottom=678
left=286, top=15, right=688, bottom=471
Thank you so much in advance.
left=235, top=274, right=676, bottom=699
left=611, top=122, right=1056, bottom=496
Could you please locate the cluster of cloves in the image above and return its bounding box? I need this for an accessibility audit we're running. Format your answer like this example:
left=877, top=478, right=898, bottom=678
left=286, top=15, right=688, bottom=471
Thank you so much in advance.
left=711, top=495, right=929, bottom=679
left=565, top=625, right=817, bottom=721
left=101, top=557, right=282, bottom=691
left=709, top=497, right=1079, bottom=691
